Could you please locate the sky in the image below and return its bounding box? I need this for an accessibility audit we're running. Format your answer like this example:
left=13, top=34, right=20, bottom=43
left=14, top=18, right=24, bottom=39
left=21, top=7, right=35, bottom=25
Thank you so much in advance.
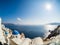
left=0, top=0, right=60, bottom=25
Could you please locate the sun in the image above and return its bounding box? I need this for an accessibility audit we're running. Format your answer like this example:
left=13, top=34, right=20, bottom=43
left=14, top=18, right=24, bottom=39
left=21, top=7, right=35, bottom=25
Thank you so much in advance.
left=45, top=3, right=52, bottom=11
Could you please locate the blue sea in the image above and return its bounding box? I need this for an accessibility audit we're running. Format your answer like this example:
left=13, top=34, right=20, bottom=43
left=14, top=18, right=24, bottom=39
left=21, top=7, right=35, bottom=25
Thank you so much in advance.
left=4, top=24, right=47, bottom=39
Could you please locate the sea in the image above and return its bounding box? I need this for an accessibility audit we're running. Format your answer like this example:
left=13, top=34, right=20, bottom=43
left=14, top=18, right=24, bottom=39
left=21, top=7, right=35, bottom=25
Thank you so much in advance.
left=4, top=24, right=48, bottom=39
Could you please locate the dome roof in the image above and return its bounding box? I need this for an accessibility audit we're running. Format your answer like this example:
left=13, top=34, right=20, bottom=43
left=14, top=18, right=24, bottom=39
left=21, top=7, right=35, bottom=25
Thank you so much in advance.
left=12, top=30, right=19, bottom=35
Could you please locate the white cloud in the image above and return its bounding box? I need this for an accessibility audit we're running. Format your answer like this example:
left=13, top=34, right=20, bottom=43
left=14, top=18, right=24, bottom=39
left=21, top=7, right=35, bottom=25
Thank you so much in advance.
left=16, top=18, right=23, bottom=25
left=17, top=18, right=22, bottom=22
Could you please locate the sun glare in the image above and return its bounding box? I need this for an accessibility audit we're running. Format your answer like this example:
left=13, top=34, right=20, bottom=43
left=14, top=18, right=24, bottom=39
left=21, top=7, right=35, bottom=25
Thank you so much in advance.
left=45, top=25, right=57, bottom=31
left=45, top=3, right=52, bottom=11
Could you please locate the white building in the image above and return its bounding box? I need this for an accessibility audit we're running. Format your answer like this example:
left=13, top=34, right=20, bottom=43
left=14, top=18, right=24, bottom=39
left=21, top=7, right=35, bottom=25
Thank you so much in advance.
left=0, top=18, right=6, bottom=44
left=0, top=18, right=3, bottom=35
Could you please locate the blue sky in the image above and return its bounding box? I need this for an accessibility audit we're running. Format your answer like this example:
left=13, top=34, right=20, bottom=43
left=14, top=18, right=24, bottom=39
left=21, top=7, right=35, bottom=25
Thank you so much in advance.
left=0, top=0, right=60, bottom=25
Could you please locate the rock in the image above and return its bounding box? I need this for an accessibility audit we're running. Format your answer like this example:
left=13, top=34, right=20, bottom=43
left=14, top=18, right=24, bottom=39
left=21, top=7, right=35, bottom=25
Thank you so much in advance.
left=44, top=25, right=60, bottom=40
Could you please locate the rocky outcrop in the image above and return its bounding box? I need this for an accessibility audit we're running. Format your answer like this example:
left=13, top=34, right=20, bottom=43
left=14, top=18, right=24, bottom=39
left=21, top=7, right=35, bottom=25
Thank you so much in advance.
left=44, top=25, right=60, bottom=40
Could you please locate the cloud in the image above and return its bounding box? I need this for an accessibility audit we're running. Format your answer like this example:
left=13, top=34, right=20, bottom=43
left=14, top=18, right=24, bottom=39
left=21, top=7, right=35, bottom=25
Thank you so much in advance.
left=17, top=18, right=22, bottom=22
left=16, top=18, right=23, bottom=25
